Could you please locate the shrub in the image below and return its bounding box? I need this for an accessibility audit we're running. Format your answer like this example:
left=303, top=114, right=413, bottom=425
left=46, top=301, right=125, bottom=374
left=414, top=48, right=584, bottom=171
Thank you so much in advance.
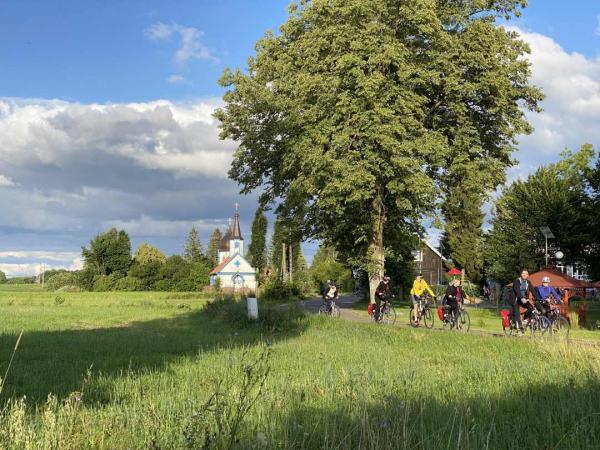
left=260, top=279, right=296, bottom=302
left=92, top=274, right=120, bottom=292
left=46, top=272, right=78, bottom=291
left=113, top=276, right=144, bottom=291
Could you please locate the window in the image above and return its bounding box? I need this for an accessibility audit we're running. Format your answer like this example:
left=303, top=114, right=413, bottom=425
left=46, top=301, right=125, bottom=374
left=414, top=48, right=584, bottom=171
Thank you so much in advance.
left=412, top=250, right=423, bottom=262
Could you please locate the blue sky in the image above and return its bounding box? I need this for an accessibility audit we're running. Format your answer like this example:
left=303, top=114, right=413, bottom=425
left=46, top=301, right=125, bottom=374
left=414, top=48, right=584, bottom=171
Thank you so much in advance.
left=1, top=0, right=600, bottom=276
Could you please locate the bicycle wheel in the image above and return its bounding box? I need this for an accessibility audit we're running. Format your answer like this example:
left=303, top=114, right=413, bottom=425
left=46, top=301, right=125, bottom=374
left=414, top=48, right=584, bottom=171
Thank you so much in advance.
left=318, top=304, right=326, bottom=316
left=552, top=316, right=570, bottom=339
left=331, top=304, right=341, bottom=318
left=457, top=309, right=470, bottom=333
left=423, top=308, right=434, bottom=329
left=531, top=316, right=551, bottom=337
left=409, top=307, right=418, bottom=327
left=503, top=324, right=515, bottom=337
left=383, top=305, right=397, bottom=325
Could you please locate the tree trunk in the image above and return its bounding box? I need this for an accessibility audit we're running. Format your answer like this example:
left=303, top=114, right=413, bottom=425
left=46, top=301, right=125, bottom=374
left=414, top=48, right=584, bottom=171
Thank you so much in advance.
left=368, top=189, right=385, bottom=303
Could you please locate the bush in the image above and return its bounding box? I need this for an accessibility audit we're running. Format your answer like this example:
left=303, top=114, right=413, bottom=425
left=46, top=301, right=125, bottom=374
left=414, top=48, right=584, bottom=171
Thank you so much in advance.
left=113, top=276, right=144, bottom=291
left=92, top=274, right=120, bottom=292
left=46, top=272, right=78, bottom=291
left=260, top=279, right=297, bottom=302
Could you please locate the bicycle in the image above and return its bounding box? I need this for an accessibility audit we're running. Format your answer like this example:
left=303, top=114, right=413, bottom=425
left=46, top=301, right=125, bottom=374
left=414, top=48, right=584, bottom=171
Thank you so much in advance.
left=502, top=306, right=550, bottom=337
left=372, top=299, right=397, bottom=325
left=318, top=298, right=340, bottom=318
left=410, top=294, right=434, bottom=329
left=442, top=302, right=470, bottom=332
left=546, top=300, right=570, bottom=339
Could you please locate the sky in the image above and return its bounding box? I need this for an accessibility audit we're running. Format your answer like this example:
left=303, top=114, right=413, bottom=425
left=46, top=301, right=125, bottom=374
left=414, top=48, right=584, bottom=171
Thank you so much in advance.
left=1, top=0, right=600, bottom=276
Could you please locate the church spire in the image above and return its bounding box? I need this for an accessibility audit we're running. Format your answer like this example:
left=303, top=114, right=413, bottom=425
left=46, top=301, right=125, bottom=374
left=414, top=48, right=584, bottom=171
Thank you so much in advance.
left=232, top=203, right=243, bottom=240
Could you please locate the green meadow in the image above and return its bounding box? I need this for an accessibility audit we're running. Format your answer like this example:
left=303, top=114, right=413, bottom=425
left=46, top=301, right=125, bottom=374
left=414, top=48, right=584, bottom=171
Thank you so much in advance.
left=0, top=286, right=599, bottom=449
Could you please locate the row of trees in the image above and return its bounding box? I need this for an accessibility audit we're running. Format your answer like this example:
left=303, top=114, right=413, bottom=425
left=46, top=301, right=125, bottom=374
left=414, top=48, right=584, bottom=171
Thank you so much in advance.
left=487, top=145, right=600, bottom=283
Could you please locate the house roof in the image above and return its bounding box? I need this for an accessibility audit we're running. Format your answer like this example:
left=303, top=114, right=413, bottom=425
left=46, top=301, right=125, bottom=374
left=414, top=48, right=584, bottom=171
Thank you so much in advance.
left=210, top=256, right=233, bottom=275
left=511, top=268, right=592, bottom=289
left=423, top=240, right=447, bottom=261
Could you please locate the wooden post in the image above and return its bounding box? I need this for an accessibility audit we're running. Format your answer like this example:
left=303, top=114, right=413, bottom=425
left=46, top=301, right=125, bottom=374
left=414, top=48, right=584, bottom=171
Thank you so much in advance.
left=281, top=243, right=287, bottom=282
left=289, top=244, right=293, bottom=283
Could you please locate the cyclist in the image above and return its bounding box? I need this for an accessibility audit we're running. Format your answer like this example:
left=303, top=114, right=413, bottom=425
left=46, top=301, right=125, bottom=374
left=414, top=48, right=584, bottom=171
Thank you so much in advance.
left=324, top=281, right=338, bottom=313
left=508, top=269, right=539, bottom=334
left=374, top=276, right=391, bottom=322
left=410, top=273, right=435, bottom=326
left=444, top=278, right=465, bottom=322
left=536, top=276, right=562, bottom=318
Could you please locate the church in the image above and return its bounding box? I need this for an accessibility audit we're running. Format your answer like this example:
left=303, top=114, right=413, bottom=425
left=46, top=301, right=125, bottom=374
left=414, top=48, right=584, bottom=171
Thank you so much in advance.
left=209, top=206, right=257, bottom=292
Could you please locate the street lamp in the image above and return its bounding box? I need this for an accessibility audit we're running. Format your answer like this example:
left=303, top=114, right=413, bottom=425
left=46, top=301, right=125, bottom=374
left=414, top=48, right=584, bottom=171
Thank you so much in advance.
left=539, top=226, right=555, bottom=267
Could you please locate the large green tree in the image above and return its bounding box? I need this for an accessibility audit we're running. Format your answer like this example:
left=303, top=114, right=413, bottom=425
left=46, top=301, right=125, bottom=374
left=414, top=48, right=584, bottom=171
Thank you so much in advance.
left=216, top=0, right=542, bottom=299
left=247, top=208, right=268, bottom=273
left=487, top=145, right=595, bottom=283
left=81, top=228, right=131, bottom=277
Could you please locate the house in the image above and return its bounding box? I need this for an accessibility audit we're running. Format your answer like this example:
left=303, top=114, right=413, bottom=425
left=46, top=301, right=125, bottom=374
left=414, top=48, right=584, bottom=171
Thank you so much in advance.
left=412, top=240, right=447, bottom=286
left=209, top=206, right=257, bottom=292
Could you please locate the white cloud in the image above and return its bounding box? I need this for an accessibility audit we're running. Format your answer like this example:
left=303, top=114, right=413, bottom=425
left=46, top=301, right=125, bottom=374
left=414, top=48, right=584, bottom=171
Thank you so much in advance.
left=104, top=216, right=223, bottom=238
left=0, top=251, right=80, bottom=261
left=167, top=74, right=185, bottom=83
left=0, top=175, right=17, bottom=187
left=0, top=251, right=83, bottom=277
left=145, top=22, right=219, bottom=68
left=505, top=26, right=600, bottom=172
left=0, top=97, right=234, bottom=178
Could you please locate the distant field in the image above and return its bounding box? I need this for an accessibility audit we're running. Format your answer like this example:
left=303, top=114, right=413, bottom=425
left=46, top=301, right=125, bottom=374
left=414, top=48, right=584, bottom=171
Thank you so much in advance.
left=0, top=288, right=599, bottom=449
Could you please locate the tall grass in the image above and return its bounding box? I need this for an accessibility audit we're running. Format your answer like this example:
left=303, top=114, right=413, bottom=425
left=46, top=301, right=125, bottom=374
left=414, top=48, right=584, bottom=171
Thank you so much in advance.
left=0, top=291, right=598, bottom=448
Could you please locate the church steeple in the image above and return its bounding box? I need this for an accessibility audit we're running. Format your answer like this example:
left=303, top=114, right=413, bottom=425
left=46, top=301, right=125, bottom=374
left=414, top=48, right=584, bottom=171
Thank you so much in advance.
left=232, top=203, right=243, bottom=240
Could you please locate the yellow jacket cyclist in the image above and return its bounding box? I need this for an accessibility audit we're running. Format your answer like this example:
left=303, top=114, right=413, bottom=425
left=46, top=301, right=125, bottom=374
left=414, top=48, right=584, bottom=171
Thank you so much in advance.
left=410, top=274, right=435, bottom=325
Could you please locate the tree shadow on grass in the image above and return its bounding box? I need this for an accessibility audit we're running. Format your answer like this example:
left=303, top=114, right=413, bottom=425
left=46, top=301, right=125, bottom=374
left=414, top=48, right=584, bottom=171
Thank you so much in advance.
left=0, top=301, right=307, bottom=405
left=268, top=378, right=600, bottom=449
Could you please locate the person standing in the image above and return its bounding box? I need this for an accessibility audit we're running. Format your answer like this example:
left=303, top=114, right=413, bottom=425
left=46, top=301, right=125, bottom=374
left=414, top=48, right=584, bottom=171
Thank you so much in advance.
left=508, top=269, right=539, bottom=334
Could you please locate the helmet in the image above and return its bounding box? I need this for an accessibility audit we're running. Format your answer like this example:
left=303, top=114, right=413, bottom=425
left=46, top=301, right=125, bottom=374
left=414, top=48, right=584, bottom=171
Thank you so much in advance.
left=542, top=276, right=550, bottom=283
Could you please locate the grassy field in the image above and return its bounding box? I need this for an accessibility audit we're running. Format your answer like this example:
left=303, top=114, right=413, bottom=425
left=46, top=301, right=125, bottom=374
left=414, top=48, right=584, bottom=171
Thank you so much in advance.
left=0, top=286, right=599, bottom=449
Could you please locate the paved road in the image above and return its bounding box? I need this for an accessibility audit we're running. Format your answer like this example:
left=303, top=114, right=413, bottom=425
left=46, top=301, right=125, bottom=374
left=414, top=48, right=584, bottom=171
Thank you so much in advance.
left=301, top=294, right=371, bottom=322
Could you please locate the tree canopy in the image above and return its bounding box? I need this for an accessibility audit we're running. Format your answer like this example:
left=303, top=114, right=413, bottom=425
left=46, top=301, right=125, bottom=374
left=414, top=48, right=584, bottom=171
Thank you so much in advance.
left=216, top=0, right=542, bottom=298
left=487, top=145, right=596, bottom=282
left=81, top=228, right=132, bottom=277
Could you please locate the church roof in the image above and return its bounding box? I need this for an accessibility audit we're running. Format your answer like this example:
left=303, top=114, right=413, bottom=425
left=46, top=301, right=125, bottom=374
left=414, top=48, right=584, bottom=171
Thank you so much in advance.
left=210, top=256, right=233, bottom=275
left=219, top=228, right=232, bottom=251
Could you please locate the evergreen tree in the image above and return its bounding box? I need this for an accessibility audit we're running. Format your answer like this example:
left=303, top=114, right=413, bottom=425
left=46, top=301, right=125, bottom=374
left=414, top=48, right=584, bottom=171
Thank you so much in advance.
left=207, top=228, right=223, bottom=267
left=184, top=226, right=204, bottom=263
left=216, top=0, right=542, bottom=300
left=247, top=208, right=268, bottom=273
